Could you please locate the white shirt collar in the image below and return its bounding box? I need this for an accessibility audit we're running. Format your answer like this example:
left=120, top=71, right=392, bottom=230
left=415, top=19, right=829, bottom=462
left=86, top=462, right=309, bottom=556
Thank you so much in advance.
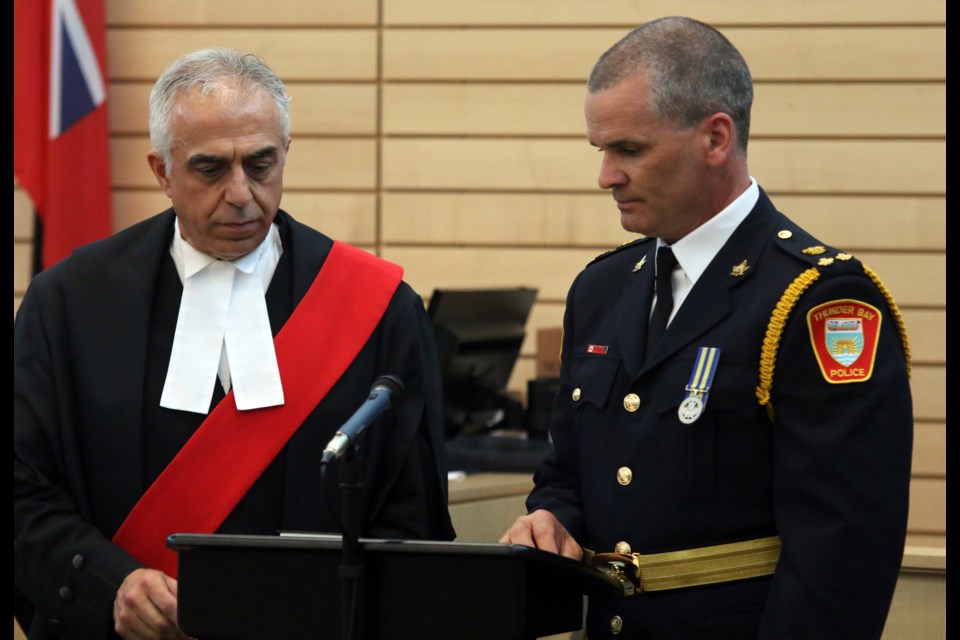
left=666, top=177, right=758, bottom=285
left=170, top=220, right=282, bottom=290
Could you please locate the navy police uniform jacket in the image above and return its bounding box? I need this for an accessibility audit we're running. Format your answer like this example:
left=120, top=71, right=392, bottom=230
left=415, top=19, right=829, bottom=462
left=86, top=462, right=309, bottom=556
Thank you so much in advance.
left=527, top=189, right=913, bottom=639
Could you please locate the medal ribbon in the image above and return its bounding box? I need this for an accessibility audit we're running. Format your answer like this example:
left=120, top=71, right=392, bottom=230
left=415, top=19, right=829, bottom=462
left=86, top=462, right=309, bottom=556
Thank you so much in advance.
left=679, top=347, right=721, bottom=422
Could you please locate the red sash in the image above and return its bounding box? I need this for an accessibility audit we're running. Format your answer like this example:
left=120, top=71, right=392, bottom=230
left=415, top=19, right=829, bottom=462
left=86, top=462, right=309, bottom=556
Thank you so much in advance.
left=112, top=241, right=403, bottom=577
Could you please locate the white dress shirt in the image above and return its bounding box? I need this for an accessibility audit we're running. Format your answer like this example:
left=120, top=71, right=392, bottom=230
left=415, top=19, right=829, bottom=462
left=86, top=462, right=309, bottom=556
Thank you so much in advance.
left=653, top=178, right=759, bottom=325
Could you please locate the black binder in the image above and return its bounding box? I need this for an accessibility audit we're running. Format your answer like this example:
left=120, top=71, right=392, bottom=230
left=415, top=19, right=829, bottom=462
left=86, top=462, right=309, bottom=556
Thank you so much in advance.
left=167, top=533, right=622, bottom=640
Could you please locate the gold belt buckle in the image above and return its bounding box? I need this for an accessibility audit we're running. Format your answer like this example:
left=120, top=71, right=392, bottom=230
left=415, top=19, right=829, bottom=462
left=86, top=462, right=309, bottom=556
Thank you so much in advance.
left=590, top=552, right=643, bottom=596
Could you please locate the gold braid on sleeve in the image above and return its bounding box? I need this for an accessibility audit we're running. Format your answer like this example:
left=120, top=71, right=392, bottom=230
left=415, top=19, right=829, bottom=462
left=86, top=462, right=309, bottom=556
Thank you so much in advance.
left=862, top=264, right=912, bottom=377
left=755, top=268, right=821, bottom=419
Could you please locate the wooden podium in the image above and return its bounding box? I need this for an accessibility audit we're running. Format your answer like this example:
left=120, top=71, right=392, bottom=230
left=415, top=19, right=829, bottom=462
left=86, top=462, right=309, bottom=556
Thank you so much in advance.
left=167, top=533, right=622, bottom=640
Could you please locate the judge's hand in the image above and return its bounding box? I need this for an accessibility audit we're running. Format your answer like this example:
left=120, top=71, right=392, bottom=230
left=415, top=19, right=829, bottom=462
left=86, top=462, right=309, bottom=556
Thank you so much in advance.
left=114, top=568, right=194, bottom=640
left=499, top=509, right=583, bottom=561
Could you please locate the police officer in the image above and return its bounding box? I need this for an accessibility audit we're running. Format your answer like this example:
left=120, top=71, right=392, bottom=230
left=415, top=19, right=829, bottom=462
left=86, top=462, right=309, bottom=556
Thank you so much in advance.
left=500, top=16, right=912, bottom=639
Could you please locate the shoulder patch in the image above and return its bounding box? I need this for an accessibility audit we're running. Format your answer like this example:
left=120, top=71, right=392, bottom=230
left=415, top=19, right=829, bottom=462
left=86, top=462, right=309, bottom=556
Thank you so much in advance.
left=807, top=299, right=882, bottom=384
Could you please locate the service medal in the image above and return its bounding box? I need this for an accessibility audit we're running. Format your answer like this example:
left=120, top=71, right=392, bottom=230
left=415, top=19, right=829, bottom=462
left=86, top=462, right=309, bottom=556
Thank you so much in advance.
left=678, top=395, right=704, bottom=424
left=678, top=347, right=721, bottom=425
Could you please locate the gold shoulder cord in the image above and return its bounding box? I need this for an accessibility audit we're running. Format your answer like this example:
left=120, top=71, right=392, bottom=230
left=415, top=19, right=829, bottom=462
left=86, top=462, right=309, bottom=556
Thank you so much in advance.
left=755, top=268, right=821, bottom=421
left=863, top=264, right=912, bottom=377
left=756, top=264, right=914, bottom=421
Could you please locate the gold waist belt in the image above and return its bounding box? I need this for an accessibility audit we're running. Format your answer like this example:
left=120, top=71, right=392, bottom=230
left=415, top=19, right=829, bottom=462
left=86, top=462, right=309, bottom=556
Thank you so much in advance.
left=585, top=535, right=781, bottom=596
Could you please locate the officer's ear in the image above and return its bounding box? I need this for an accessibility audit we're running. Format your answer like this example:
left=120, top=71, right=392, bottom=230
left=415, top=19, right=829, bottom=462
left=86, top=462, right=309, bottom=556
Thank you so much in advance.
left=701, top=112, right=736, bottom=166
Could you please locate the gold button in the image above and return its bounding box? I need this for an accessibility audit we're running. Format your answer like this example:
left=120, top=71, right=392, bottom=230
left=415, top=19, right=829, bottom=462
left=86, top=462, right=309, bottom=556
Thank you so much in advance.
left=610, top=615, right=624, bottom=634
left=615, top=541, right=632, bottom=555
left=616, top=466, right=633, bottom=486
left=623, top=393, right=640, bottom=412
left=572, top=387, right=581, bottom=401
left=777, top=230, right=793, bottom=239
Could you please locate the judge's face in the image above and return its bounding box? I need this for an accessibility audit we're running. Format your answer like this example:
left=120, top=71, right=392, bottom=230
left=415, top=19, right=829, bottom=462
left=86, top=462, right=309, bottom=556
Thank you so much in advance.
left=148, top=84, right=288, bottom=261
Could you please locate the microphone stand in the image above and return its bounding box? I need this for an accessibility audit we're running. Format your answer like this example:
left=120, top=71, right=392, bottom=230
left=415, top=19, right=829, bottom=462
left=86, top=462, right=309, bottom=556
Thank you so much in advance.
left=339, top=442, right=364, bottom=640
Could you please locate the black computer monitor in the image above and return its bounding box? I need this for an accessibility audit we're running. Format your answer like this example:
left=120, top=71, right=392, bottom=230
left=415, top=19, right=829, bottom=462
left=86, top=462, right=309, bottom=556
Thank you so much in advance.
left=427, top=287, right=537, bottom=438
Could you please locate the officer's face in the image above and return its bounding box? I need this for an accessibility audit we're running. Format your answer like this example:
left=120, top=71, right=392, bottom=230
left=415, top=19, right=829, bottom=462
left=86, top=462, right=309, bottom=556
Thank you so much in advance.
left=147, top=84, right=288, bottom=261
left=585, top=73, right=715, bottom=244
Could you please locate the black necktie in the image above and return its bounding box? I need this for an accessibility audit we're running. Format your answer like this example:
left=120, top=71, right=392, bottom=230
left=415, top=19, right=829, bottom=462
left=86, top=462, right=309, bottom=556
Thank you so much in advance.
left=647, top=246, right=678, bottom=355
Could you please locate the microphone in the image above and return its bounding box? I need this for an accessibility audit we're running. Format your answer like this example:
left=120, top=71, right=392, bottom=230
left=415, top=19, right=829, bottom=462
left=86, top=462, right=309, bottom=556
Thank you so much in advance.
left=321, top=375, right=405, bottom=464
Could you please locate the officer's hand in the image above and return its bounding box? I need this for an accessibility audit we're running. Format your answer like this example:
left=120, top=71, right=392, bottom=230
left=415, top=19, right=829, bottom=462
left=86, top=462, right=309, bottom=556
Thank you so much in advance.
left=114, top=568, right=194, bottom=640
left=499, top=509, right=583, bottom=561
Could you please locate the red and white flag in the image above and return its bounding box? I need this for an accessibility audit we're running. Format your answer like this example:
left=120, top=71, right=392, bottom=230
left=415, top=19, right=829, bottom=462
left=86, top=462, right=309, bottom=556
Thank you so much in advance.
left=14, top=0, right=112, bottom=270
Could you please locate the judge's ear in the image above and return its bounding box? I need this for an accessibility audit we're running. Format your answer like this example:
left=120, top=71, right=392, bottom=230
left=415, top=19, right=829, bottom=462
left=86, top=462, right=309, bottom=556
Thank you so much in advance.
left=147, top=151, right=173, bottom=198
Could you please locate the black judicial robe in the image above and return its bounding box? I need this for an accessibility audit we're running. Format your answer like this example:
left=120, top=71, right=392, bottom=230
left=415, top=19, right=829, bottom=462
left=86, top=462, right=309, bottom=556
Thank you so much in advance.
left=15, top=209, right=454, bottom=639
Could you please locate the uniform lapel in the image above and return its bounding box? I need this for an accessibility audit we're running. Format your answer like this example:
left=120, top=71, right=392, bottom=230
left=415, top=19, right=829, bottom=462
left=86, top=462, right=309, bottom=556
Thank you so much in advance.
left=640, top=192, right=779, bottom=373
left=617, top=246, right=657, bottom=380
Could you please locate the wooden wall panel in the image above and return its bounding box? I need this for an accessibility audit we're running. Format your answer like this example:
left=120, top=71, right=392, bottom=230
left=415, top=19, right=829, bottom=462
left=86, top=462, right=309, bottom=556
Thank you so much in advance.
left=383, top=84, right=586, bottom=136
left=282, top=140, right=378, bottom=190
left=751, top=84, right=947, bottom=139
left=108, top=84, right=151, bottom=135
left=749, top=141, right=945, bottom=195
left=769, top=196, right=946, bottom=251
left=909, top=365, right=946, bottom=422
left=727, top=27, right=945, bottom=82
left=13, top=245, right=31, bottom=295
left=882, top=570, right=947, bottom=638
left=382, top=139, right=591, bottom=190
left=107, top=0, right=378, bottom=25
left=901, top=309, right=946, bottom=365
left=112, top=191, right=170, bottom=231
left=13, top=1, right=945, bottom=549
left=904, top=533, right=946, bottom=548
left=283, top=85, right=378, bottom=136
left=907, top=479, right=946, bottom=534
left=383, top=83, right=946, bottom=138
left=849, top=252, right=944, bottom=308
left=13, top=188, right=33, bottom=240
left=110, top=139, right=155, bottom=187
left=384, top=0, right=945, bottom=26
left=381, top=193, right=632, bottom=246
left=383, top=246, right=604, bottom=302
left=108, top=29, right=378, bottom=81
left=383, top=28, right=945, bottom=81
left=275, top=193, right=377, bottom=245
left=913, top=422, right=946, bottom=477
left=13, top=184, right=33, bottom=307
left=382, top=139, right=945, bottom=194
left=111, top=82, right=378, bottom=135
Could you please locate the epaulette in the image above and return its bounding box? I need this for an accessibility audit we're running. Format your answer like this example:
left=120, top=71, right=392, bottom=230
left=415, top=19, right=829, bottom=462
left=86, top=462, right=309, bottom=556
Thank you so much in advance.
left=755, top=227, right=911, bottom=421
left=586, top=236, right=651, bottom=268
left=770, top=226, right=863, bottom=272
